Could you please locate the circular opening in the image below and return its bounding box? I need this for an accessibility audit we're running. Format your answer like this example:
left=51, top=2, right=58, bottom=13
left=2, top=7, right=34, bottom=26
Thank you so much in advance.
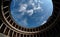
left=10, top=0, right=53, bottom=28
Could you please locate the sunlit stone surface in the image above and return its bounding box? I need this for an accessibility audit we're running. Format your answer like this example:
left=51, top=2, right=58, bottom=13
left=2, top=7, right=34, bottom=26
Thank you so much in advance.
left=10, top=0, right=53, bottom=28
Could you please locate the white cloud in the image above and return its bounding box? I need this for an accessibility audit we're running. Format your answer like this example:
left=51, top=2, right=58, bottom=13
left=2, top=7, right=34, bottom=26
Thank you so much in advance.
left=27, top=9, right=34, bottom=16
left=38, top=0, right=44, bottom=4
left=31, top=3, right=35, bottom=6
left=33, top=6, right=42, bottom=10
left=19, top=4, right=27, bottom=12
left=29, top=0, right=33, bottom=3
left=18, top=0, right=44, bottom=16
left=41, top=21, right=46, bottom=25
left=34, top=0, right=38, bottom=3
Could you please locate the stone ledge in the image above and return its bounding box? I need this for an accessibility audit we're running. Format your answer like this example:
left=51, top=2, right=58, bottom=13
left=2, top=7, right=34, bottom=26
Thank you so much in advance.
left=0, top=33, right=9, bottom=37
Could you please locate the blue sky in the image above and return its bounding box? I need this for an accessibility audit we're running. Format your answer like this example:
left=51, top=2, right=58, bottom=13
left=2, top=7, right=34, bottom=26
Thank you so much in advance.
left=10, top=0, right=53, bottom=28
